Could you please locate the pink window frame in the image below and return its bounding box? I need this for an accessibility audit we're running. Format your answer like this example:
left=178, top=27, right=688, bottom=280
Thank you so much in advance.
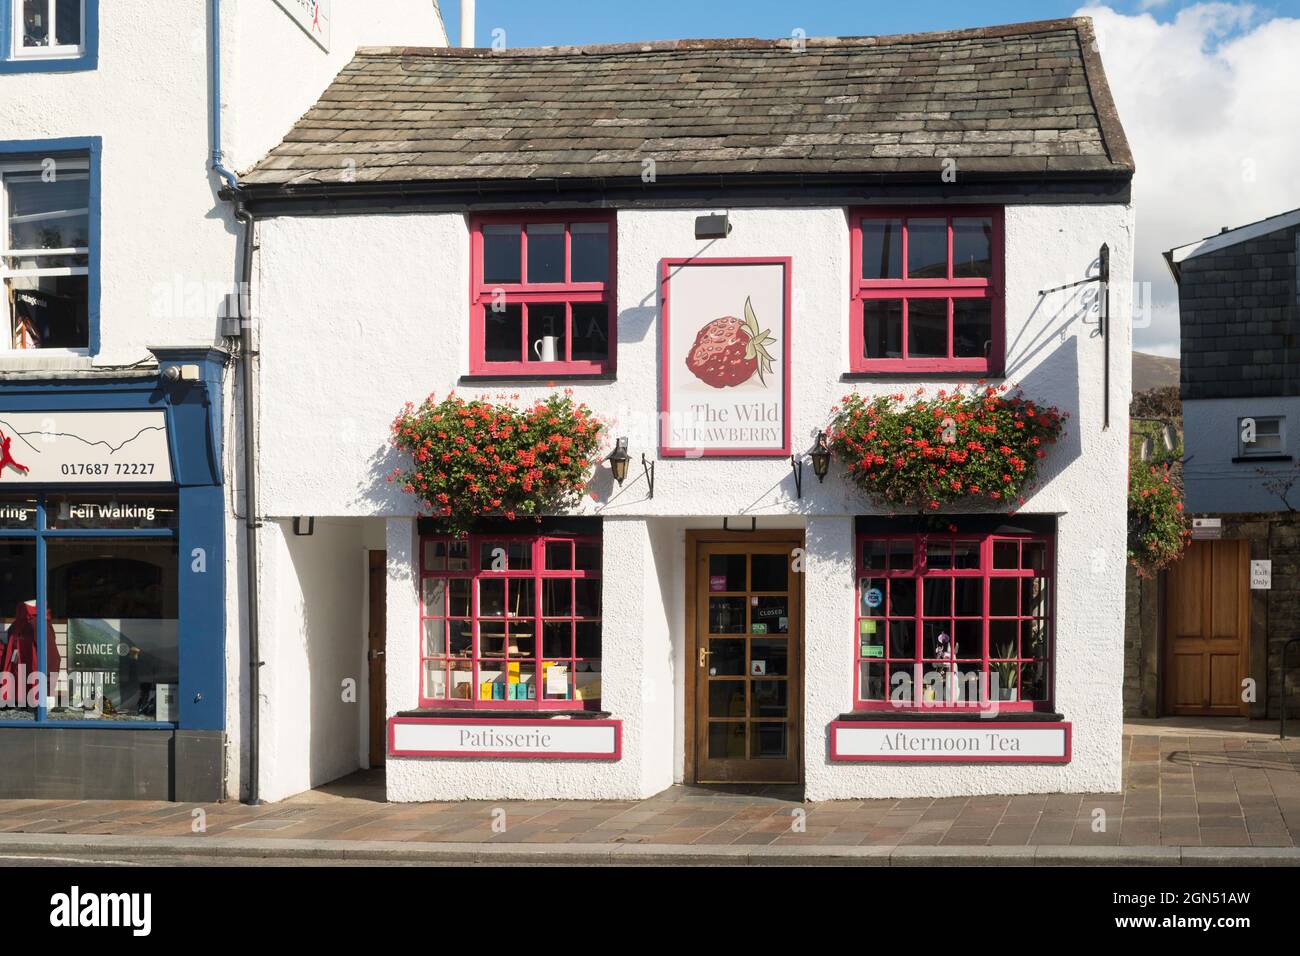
left=468, top=211, right=617, bottom=376
left=848, top=206, right=1005, bottom=375
left=853, top=532, right=1054, bottom=713
left=419, top=533, right=602, bottom=711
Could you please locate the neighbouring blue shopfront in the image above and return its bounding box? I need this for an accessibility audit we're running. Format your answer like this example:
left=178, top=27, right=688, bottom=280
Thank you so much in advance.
left=0, top=348, right=226, bottom=799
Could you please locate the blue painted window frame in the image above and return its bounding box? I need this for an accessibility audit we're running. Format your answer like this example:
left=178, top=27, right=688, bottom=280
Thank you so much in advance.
left=0, top=136, right=101, bottom=354
left=0, top=491, right=178, bottom=729
left=0, top=0, right=98, bottom=73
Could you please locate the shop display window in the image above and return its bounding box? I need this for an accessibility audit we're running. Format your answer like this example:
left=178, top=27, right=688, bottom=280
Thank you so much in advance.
left=420, top=534, right=601, bottom=710
left=469, top=213, right=616, bottom=376
left=0, top=493, right=179, bottom=723
left=855, top=532, right=1052, bottom=711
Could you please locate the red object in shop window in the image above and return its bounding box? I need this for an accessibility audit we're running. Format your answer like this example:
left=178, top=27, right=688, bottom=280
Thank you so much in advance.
left=0, top=602, right=60, bottom=706
left=468, top=212, right=617, bottom=377
left=854, top=532, right=1053, bottom=713
left=848, top=207, right=1005, bottom=375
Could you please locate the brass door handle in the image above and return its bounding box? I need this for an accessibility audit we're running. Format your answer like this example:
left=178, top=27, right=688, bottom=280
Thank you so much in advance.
left=698, top=648, right=712, bottom=667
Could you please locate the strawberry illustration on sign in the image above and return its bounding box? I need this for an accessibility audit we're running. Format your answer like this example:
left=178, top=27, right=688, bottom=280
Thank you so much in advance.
left=684, top=297, right=777, bottom=389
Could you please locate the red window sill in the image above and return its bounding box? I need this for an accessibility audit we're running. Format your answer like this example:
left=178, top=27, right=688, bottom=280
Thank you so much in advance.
left=459, top=372, right=616, bottom=384
left=405, top=703, right=607, bottom=718
left=845, top=703, right=1056, bottom=718
left=847, top=359, right=1002, bottom=375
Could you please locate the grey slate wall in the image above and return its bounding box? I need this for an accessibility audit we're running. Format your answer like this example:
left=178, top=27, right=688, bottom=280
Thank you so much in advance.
left=1180, top=221, right=1300, bottom=399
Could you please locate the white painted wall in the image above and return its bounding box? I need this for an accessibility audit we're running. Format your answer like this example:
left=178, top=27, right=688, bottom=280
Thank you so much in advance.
left=251, top=201, right=1133, bottom=801
left=1183, top=397, right=1300, bottom=513
left=258, top=517, right=370, bottom=803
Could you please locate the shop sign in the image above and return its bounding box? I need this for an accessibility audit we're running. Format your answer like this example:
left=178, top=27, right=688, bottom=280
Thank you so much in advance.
left=829, top=720, right=1072, bottom=763
left=388, top=717, right=622, bottom=759
left=0, top=411, right=172, bottom=484
left=272, top=0, right=331, bottom=51
left=1250, top=560, right=1271, bottom=590
left=659, top=258, right=791, bottom=457
left=1190, top=517, right=1222, bottom=540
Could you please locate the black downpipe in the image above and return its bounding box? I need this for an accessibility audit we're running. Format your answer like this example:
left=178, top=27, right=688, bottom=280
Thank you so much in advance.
left=232, top=198, right=262, bottom=804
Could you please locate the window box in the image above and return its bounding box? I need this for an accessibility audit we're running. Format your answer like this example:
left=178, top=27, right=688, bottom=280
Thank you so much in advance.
left=0, top=0, right=97, bottom=73
left=849, top=207, right=1003, bottom=375
left=854, top=531, right=1052, bottom=712
left=468, top=213, right=616, bottom=377
left=419, top=533, right=602, bottom=711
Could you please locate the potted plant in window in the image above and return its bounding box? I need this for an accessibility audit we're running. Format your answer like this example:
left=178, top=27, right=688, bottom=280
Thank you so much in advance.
left=992, top=643, right=1018, bottom=701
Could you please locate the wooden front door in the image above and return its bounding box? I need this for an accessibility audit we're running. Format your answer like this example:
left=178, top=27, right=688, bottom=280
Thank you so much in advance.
left=367, top=550, right=387, bottom=765
left=1163, top=539, right=1249, bottom=716
left=688, top=535, right=803, bottom=784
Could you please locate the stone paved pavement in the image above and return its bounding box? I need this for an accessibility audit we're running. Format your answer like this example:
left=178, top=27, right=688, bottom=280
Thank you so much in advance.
left=1, top=726, right=1298, bottom=850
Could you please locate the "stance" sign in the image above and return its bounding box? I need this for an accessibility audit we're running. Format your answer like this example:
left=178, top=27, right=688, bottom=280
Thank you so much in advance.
left=829, top=720, right=1071, bottom=764
left=389, top=717, right=622, bottom=759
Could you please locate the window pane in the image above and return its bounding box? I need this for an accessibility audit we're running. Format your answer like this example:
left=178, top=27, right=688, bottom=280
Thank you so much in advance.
left=926, top=540, right=952, bottom=569
left=990, top=620, right=1018, bottom=659
left=483, top=303, right=522, bottom=362
left=447, top=579, right=470, bottom=617
left=543, top=579, right=572, bottom=617
left=952, top=540, right=980, bottom=569
left=421, top=578, right=446, bottom=617
left=861, top=218, right=902, bottom=279
left=424, top=661, right=448, bottom=699
left=526, top=223, right=565, bottom=283
left=22, top=0, right=48, bottom=46
left=989, top=579, right=1018, bottom=616
left=907, top=299, right=947, bottom=358
left=888, top=540, right=913, bottom=570
left=479, top=579, right=505, bottom=617
left=47, top=539, right=179, bottom=723
left=542, top=620, right=571, bottom=658
left=751, top=721, right=787, bottom=758
left=709, top=722, right=745, bottom=757
left=860, top=577, right=885, bottom=616
left=574, top=541, right=600, bottom=571
left=953, top=619, right=982, bottom=660
left=954, top=578, right=982, bottom=616
left=0, top=542, right=36, bottom=718
left=9, top=274, right=89, bottom=349
left=751, top=638, right=787, bottom=676
left=55, top=0, right=81, bottom=45
left=907, top=219, right=947, bottom=279
left=506, top=541, right=532, bottom=570
left=508, top=579, right=534, bottom=619
left=953, top=299, right=992, bottom=358
left=575, top=621, right=601, bottom=659
left=481, top=224, right=521, bottom=283
left=573, top=579, right=600, bottom=618
left=750, top=553, right=788, bottom=592
left=570, top=222, right=609, bottom=283
left=859, top=661, right=885, bottom=700
left=423, top=619, right=446, bottom=656
left=6, top=175, right=89, bottom=252
left=863, top=300, right=902, bottom=358
left=993, top=541, right=1018, bottom=569
left=708, top=596, right=745, bottom=634
left=888, top=578, right=915, bottom=616
left=423, top=540, right=447, bottom=571
left=545, top=540, right=572, bottom=569
left=527, top=303, right=566, bottom=362
left=922, top=578, right=951, bottom=616
left=571, top=302, right=610, bottom=362
left=708, top=553, right=744, bottom=591
left=1021, top=578, right=1051, bottom=618
left=953, top=217, right=993, bottom=278
left=863, top=540, right=887, bottom=571
left=449, top=620, right=472, bottom=656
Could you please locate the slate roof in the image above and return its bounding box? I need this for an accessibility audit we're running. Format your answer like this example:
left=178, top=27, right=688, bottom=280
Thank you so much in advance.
left=242, top=17, right=1133, bottom=190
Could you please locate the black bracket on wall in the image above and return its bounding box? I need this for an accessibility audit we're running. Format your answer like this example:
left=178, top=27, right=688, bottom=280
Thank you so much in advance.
left=1037, top=243, right=1111, bottom=429
left=722, top=516, right=758, bottom=532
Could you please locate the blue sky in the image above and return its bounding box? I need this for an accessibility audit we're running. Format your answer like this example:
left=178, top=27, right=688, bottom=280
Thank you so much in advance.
left=447, top=0, right=1299, bottom=46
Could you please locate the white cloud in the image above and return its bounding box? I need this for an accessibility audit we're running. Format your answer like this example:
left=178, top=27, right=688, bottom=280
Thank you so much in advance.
left=1076, top=3, right=1300, bottom=356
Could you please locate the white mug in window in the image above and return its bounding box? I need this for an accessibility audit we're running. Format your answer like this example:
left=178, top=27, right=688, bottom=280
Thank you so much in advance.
left=533, top=335, right=559, bottom=362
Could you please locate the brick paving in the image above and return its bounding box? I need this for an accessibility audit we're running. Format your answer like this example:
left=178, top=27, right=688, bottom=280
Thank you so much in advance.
left=1, top=729, right=1298, bottom=849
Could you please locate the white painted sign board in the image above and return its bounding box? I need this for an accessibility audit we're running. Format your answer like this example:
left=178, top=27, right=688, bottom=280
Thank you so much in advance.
left=829, top=721, right=1071, bottom=763
left=1251, top=560, right=1272, bottom=590
left=389, top=718, right=621, bottom=759
left=273, top=0, right=331, bottom=51
left=0, top=411, right=172, bottom=484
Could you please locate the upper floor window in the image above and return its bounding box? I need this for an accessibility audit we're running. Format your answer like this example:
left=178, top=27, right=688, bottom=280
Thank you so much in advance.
left=419, top=534, right=602, bottom=710
left=849, top=207, right=1004, bottom=375
left=469, top=213, right=615, bottom=377
left=1, top=153, right=90, bottom=350
left=13, top=0, right=82, bottom=58
left=1238, top=416, right=1284, bottom=458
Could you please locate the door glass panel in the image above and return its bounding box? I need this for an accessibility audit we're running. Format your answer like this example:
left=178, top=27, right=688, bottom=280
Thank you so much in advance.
left=750, top=553, right=788, bottom=592
left=751, top=722, right=788, bottom=758
left=708, top=596, right=746, bottom=634
left=708, top=553, right=745, bottom=591
left=751, top=596, right=788, bottom=634
left=709, top=680, right=746, bottom=717
left=708, top=722, right=745, bottom=758
left=750, top=638, right=787, bottom=676
left=752, top=681, right=787, bottom=718
left=709, top=638, right=744, bottom=676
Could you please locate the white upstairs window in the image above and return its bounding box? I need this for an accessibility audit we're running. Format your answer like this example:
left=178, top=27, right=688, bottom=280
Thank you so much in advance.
left=1238, top=416, right=1284, bottom=458
left=13, top=0, right=84, bottom=59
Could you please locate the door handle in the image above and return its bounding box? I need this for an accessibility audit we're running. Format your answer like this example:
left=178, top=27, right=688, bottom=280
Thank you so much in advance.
left=698, top=648, right=711, bottom=667
left=369, top=649, right=386, bottom=660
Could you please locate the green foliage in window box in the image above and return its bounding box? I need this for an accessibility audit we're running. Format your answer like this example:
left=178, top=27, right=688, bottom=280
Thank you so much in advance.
left=389, top=391, right=605, bottom=535
left=827, top=384, right=1066, bottom=512
left=1128, top=458, right=1189, bottom=578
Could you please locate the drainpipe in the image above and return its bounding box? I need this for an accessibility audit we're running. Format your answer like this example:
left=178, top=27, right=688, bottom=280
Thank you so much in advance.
left=210, top=0, right=261, bottom=804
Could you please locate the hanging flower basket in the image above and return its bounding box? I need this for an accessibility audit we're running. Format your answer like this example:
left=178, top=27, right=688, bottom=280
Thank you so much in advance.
left=827, top=384, right=1066, bottom=512
left=389, top=391, right=605, bottom=535
left=1128, top=459, right=1189, bottom=577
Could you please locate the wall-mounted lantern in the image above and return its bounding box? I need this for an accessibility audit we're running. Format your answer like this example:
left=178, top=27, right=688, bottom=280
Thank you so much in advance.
left=607, top=438, right=631, bottom=486
left=810, top=431, right=832, bottom=482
